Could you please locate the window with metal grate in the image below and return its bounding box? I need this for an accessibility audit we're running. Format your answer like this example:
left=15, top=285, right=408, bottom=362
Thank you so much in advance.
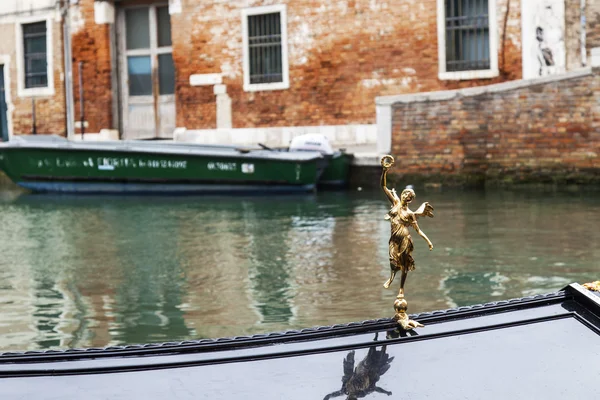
left=248, top=12, right=283, bottom=84
left=445, top=0, right=490, bottom=72
left=23, top=21, right=48, bottom=89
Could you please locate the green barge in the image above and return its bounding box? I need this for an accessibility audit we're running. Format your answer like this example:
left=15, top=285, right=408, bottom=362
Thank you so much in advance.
left=0, top=136, right=326, bottom=194
left=318, top=150, right=353, bottom=187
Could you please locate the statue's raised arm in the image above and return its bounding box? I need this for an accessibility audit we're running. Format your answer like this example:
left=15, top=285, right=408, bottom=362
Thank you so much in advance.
left=380, top=155, right=398, bottom=205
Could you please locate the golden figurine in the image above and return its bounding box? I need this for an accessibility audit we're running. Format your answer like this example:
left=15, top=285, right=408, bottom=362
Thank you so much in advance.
left=583, top=281, right=600, bottom=292
left=380, top=155, right=434, bottom=329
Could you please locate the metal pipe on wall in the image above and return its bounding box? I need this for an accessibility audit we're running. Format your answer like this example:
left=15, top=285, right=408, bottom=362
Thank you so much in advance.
left=79, top=61, right=85, bottom=139
left=31, top=98, right=36, bottom=135
left=61, top=0, right=75, bottom=139
left=581, top=0, right=587, bottom=66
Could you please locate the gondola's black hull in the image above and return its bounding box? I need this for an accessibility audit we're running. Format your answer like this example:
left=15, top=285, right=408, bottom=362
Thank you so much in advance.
left=1, top=283, right=599, bottom=400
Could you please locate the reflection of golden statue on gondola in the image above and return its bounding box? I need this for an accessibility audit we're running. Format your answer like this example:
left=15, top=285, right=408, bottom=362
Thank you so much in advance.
left=380, top=155, right=434, bottom=329
left=323, top=335, right=394, bottom=400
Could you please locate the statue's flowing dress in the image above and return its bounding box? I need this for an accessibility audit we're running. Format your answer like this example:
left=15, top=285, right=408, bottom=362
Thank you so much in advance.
left=387, top=206, right=416, bottom=272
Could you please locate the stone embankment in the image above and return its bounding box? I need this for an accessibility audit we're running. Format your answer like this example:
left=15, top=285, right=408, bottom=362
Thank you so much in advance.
left=374, top=67, right=600, bottom=188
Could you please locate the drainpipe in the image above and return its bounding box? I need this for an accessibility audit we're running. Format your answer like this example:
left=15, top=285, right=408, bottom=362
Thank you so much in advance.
left=79, top=61, right=85, bottom=139
left=581, top=0, right=587, bottom=66
left=31, top=98, right=37, bottom=135
left=61, top=0, right=75, bottom=139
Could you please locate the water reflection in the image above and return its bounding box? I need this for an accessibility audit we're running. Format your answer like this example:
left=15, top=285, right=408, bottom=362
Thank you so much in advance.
left=0, top=189, right=598, bottom=351
left=324, top=334, right=394, bottom=400
left=242, top=199, right=295, bottom=325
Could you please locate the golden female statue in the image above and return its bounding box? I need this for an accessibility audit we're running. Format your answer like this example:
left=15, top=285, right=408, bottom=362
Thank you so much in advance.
left=380, top=155, right=434, bottom=301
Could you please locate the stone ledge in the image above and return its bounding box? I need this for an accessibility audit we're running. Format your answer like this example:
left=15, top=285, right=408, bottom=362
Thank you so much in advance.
left=351, top=152, right=383, bottom=166
left=375, top=67, right=595, bottom=106
left=174, top=125, right=377, bottom=148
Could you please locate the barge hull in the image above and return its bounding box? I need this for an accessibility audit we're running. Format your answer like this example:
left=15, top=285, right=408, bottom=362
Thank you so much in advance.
left=18, top=181, right=315, bottom=194
left=0, top=136, right=322, bottom=194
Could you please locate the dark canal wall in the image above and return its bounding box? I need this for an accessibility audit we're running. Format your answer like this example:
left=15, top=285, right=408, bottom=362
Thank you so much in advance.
left=374, top=67, right=600, bottom=188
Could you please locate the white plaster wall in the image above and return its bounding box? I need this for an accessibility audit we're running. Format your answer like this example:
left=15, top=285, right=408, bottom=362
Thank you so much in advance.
left=174, top=125, right=377, bottom=149
left=593, top=48, right=600, bottom=68
left=0, top=0, right=56, bottom=13
left=0, top=0, right=58, bottom=23
left=522, top=0, right=566, bottom=79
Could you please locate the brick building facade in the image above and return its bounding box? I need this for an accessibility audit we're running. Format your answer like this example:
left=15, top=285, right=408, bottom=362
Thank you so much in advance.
left=0, top=0, right=597, bottom=149
left=0, top=1, right=67, bottom=138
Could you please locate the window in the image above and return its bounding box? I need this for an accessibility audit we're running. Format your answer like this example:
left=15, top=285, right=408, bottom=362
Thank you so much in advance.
left=124, top=5, right=174, bottom=97
left=23, top=21, right=48, bottom=88
left=248, top=13, right=282, bottom=84
left=437, top=0, right=498, bottom=80
left=445, top=0, right=489, bottom=72
left=17, top=17, right=53, bottom=97
left=242, top=5, right=289, bottom=91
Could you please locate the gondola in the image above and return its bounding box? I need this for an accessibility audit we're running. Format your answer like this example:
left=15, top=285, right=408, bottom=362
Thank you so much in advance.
left=1, top=283, right=598, bottom=399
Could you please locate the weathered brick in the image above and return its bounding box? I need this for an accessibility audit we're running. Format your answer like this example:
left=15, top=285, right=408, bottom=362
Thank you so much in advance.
left=167, top=0, right=524, bottom=130
left=71, top=1, right=113, bottom=135
left=390, top=68, right=600, bottom=185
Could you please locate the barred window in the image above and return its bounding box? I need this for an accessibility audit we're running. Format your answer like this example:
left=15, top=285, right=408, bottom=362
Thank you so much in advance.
left=247, top=12, right=282, bottom=84
left=23, top=21, right=48, bottom=88
left=445, top=0, right=490, bottom=72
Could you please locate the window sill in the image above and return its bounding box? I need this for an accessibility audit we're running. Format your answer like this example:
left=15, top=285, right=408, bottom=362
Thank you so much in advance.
left=243, top=81, right=289, bottom=92
left=18, top=86, right=54, bottom=98
left=439, top=69, right=499, bottom=81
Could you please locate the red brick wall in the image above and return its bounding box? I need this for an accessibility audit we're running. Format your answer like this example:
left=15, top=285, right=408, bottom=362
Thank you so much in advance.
left=171, top=0, right=523, bottom=130
left=71, top=0, right=114, bottom=135
left=389, top=68, right=600, bottom=185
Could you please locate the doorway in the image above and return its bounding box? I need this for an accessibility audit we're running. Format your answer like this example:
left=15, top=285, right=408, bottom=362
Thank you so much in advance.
left=0, top=65, right=8, bottom=141
left=118, top=4, right=175, bottom=139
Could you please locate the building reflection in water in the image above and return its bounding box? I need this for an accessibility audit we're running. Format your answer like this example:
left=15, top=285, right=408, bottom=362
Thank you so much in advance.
left=323, top=334, right=394, bottom=400
left=2, top=190, right=600, bottom=351
left=107, top=206, right=193, bottom=345
left=241, top=198, right=296, bottom=326
left=289, top=193, right=390, bottom=326
left=177, top=195, right=318, bottom=338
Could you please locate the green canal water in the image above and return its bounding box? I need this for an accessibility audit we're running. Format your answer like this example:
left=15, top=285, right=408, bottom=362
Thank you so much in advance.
left=0, top=188, right=598, bottom=351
